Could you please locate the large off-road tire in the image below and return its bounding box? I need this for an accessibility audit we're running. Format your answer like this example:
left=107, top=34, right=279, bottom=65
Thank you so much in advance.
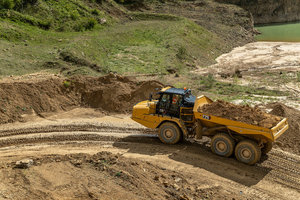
left=261, top=141, right=273, bottom=155
left=211, top=133, right=235, bottom=157
left=158, top=122, right=182, bottom=144
left=235, top=140, right=261, bottom=165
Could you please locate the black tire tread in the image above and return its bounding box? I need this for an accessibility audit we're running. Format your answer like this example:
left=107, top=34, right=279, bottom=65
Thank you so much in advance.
left=211, top=133, right=235, bottom=157
left=235, top=139, right=261, bottom=165
left=158, top=122, right=182, bottom=145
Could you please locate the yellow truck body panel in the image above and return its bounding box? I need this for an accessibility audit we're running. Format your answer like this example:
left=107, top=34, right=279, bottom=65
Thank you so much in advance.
left=132, top=100, right=188, bottom=135
left=193, top=96, right=289, bottom=142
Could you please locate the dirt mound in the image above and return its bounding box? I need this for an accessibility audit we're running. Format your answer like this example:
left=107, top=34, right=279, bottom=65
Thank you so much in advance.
left=0, top=77, right=79, bottom=124
left=0, top=151, right=235, bottom=200
left=0, top=73, right=163, bottom=124
left=199, top=100, right=282, bottom=128
left=268, top=103, right=300, bottom=155
left=74, top=74, right=163, bottom=113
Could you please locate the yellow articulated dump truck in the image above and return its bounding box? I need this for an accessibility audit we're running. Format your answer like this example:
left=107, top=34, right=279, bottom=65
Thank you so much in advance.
left=132, top=87, right=289, bottom=165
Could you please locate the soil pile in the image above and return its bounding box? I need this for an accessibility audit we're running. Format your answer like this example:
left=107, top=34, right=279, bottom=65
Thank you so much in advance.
left=199, top=100, right=282, bottom=128
left=0, top=77, right=78, bottom=124
left=268, top=103, right=300, bottom=155
left=74, top=74, right=163, bottom=113
left=0, top=74, right=163, bottom=124
left=0, top=151, right=235, bottom=200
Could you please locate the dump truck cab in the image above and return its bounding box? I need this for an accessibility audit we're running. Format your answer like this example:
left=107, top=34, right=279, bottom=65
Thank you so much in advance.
left=132, top=87, right=196, bottom=144
left=156, top=87, right=195, bottom=118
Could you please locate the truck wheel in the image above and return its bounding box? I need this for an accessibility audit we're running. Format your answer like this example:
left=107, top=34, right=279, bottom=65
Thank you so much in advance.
left=211, top=133, right=235, bottom=157
left=158, top=122, right=182, bottom=144
left=235, top=140, right=261, bottom=165
left=261, top=141, right=273, bottom=155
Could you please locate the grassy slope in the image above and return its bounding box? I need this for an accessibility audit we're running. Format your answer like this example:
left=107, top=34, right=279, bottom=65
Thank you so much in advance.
left=0, top=0, right=117, bottom=31
left=67, top=17, right=225, bottom=74
left=0, top=0, right=292, bottom=104
left=0, top=1, right=227, bottom=77
left=130, top=0, right=255, bottom=48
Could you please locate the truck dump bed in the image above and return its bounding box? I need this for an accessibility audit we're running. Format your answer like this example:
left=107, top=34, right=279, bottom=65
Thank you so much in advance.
left=193, top=96, right=289, bottom=142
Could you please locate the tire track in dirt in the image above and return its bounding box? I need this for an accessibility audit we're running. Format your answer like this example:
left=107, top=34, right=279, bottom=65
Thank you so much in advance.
left=0, top=123, right=299, bottom=195
left=0, top=128, right=158, bottom=149
left=257, top=150, right=300, bottom=191
left=0, top=133, right=151, bottom=148
left=0, top=124, right=155, bottom=138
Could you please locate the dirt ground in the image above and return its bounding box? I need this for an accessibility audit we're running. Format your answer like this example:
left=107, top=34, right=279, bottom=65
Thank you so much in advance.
left=194, top=42, right=300, bottom=110
left=0, top=73, right=299, bottom=200
left=0, top=150, right=242, bottom=200
left=0, top=112, right=299, bottom=200
left=201, top=42, right=300, bottom=75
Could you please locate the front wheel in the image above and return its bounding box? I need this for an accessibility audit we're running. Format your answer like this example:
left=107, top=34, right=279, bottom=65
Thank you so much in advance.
left=235, top=140, right=261, bottom=165
left=158, top=122, right=182, bottom=144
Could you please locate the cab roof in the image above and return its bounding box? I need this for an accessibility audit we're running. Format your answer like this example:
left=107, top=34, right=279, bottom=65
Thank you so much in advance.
left=159, top=87, right=190, bottom=95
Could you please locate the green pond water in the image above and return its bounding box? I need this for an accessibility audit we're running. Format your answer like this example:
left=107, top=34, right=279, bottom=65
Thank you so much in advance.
left=255, top=22, right=300, bottom=42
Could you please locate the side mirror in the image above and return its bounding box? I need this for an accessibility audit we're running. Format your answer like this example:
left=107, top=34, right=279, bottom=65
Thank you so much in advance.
left=149, top=93, right=153, bottom=101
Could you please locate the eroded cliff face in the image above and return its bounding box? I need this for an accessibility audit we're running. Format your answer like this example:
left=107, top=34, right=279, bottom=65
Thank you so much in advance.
left=216, top=0, right=300, bottom=24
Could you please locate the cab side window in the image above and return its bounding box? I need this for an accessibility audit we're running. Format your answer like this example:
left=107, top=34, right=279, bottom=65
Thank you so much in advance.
left=158, top=94, right=171, bottom=115
left=169, top=94, right=182, bottom=117
left=161, top=94, right=170, bottom=103
left=171, top=94, right=182, bottom=106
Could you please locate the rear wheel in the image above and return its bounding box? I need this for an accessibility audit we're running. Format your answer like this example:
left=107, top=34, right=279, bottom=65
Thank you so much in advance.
left=158, top=122, right=182, bottom=144
left=211, top=133, right=235, bottom=157
left=235, top=140, right=261, bottom=165
left=261, top=141, right=273, bottom=155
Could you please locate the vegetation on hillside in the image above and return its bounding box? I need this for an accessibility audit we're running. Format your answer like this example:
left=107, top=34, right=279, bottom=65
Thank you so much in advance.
left=0, top=0, right=255, bottom=81
left=1, top=0, right=294, bottom=104
left=0, top=0, right=118, bottom=31
left=0, top=14, right=226, bottom=77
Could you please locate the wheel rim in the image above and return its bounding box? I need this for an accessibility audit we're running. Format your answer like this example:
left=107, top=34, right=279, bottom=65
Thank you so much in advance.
left=216, top=141, right=227, bottom=153
left=240, top=148, right=252, bottom=159
left=163, top=129, right=174, bottom=139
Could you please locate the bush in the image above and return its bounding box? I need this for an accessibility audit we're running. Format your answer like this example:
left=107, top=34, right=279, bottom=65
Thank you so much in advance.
left=84, top=18, right=97, bottom=30
left=63, top=80, right=71, bottom=88
left=38, top=20, right=51, bottom=30
left=176, top=46, right=187, bottom=60
left=70, top=10, right=80, bottom=20
left=199, top=74, right=216, bottom=90
left=115, top=0, right=144, bottom=3
left=0, top=0, right=15, bottom=9
left=91, top=9, right=100, bottom=16
left=73, top=18, right=97, bottom=32
left=0, top=0, right=38, bottom=10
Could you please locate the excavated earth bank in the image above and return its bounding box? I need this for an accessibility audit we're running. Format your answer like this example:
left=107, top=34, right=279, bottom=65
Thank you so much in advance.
left=199, top=100, right=282, bottom=128
left=268, top=103, right=300, bottom=155
left=0, top=73, right=163, bottom=124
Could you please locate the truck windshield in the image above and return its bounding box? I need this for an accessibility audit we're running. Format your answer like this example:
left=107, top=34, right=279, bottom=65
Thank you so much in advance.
left=184, top=94, right=196, bottom=103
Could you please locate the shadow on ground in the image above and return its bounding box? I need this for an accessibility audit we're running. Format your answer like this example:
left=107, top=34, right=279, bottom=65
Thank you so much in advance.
left=113, top=134, right=271, bottom=187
